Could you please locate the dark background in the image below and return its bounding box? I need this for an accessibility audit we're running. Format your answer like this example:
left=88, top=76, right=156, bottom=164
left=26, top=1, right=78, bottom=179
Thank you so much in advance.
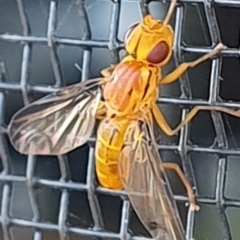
left=0, top=0, right=240, bottom=239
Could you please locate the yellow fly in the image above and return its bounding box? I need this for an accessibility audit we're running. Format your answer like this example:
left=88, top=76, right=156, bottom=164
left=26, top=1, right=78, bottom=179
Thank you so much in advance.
left=8, top=0, right=239, bottom=239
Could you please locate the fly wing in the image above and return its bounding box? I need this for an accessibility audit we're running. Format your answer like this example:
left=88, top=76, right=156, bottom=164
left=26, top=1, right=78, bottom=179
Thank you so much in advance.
left=8, top=78, right=105, bottom=155
left=119, top=118, right=185, bottom=240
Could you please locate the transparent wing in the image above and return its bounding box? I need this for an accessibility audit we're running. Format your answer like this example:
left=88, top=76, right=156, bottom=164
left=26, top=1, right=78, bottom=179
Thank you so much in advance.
left=8, top=78, right=105, bottom=155
left=119, top=118, right=185, bottom=240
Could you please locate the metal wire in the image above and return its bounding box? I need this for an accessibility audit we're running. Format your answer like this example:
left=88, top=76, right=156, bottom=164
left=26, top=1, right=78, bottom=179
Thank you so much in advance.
left=0, top=0, right=240, bottom=239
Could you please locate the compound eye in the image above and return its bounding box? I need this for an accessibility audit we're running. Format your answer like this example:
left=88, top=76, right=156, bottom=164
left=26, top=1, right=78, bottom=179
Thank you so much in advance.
left=124, top=23, right=139, bottom=45
left=146, top=41, right=169, bottom=64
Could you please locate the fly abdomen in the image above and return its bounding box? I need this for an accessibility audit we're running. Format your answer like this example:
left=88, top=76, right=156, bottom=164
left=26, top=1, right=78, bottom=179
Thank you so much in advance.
left=95, top=117, right=129, bottom=189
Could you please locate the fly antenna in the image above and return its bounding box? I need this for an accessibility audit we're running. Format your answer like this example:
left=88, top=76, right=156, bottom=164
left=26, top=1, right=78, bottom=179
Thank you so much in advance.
left=163, top=0, right=178, bottom=25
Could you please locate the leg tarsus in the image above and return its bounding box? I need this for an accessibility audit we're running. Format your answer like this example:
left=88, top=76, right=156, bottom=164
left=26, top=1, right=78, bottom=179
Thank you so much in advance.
left=172, top=105, right=240, bottom=135
left=162, top=162, right=199, bottom=211
left=153, top=103, right=240, bottom=137
left=160, top=43, right=226, bottom=85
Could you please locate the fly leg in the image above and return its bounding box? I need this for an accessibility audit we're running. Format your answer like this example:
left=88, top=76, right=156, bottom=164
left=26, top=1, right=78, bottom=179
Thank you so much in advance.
left=159, top=43, right=226, bottom=85
left=101, top=64, right=116, bottom=78
left=95, top=101, right=106, bottom=120
left=162, top=163, right=199, bottom=211
left=152, top=103, right=240, bottom=136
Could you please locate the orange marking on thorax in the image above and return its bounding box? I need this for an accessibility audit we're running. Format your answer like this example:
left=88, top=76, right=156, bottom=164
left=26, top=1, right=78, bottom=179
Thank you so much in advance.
left=103, top=61, right=145, bottom=113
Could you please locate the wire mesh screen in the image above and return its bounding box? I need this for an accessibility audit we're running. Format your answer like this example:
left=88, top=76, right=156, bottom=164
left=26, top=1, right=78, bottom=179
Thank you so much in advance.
left=0, top=0, right=240, bottom=240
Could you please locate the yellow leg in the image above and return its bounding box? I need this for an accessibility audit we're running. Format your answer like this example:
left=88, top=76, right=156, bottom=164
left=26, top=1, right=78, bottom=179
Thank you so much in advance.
left=95, top=101, right=106, bottom=120
left=163, top=163, right=199, bottom=211
left=152, top=103, right=240, bottom=136
left=160, top=43, right=226, bottom=85
left=100, top=64, right=116, bottom=78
